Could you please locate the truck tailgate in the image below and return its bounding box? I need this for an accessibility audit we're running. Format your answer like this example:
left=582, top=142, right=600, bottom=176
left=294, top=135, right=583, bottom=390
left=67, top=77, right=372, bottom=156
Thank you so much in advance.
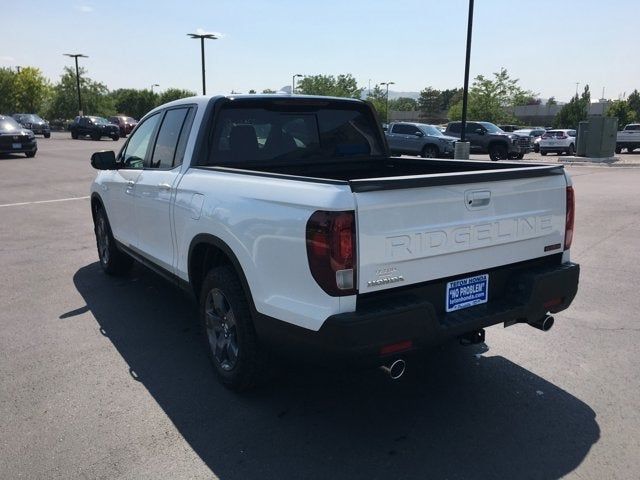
left=352, top=169, right=567, bottom=294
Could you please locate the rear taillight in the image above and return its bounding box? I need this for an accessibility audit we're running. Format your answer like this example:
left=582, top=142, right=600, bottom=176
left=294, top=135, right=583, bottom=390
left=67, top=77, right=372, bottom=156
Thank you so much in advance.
left=306, top=210, right=356, bottom=296
left=565, top=186, right=575, bottom=250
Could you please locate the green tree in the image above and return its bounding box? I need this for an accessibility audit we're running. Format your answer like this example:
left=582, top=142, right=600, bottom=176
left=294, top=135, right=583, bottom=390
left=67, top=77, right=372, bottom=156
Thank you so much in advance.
left=13, top=67, right=51, bottom=114
left=439, top=88, right=462, bottom=112
left=606, top=100, right=637, bottom=129
left=0, top=67, right=17, bottom=113
left=448, top=68, right=535, bottom=123
left=296, top=74, right=362, bottom=98
left=366, top=84, right=388, bottom=122
left=47, top=66, right=114, bottom=119
left=626, top=89, right=640, bottom=121
left=547, top=96, right=558, bottom=106
left=418, top=87, right=442, bottom=117
left=554, top=85, right=590, bottom=128
left=111, top=88, right=158, bottom=119
left=389, top=97, right=418, bottom=111
left=158, top=88, right=196, bottom=104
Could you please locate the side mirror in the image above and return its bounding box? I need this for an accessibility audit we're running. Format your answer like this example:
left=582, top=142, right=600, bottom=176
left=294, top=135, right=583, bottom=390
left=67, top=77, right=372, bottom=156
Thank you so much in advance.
left=414, top=131, right=424, bottom=137
left=91, top=150, right=118, bottom=170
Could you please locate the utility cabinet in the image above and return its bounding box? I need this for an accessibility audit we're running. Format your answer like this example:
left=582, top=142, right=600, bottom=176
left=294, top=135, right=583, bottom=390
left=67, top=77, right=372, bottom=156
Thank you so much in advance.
left=577, top=116, right=618, bottom=158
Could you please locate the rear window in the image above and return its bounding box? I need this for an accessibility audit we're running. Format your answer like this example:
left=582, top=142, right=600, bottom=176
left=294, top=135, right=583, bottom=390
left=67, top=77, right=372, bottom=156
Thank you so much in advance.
left=544, top=131, right=566, bottom=138
left=625, top=124, right=640, bottom=131
left=207, top=101, right=384, bottom=165
left=447, top=123, right=462, bottom=134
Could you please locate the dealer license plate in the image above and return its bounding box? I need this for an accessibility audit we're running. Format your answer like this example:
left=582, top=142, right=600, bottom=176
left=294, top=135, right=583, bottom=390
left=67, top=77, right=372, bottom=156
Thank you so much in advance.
left=12, top=143, right=22, bottom=149
left=446, top=274, right=489, bottom=312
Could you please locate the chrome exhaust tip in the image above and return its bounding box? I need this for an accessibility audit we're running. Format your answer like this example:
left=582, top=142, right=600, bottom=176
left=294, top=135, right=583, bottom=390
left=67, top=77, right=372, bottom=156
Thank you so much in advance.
left=529, top=314, right=555, bottom=332
left=381, top=359, right=406, bottom=380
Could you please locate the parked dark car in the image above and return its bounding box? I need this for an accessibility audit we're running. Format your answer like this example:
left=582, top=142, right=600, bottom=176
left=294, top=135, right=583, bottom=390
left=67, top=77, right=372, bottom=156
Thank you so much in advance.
left=513, top=128, right=547, bottom=153
left=12, top=113, right=51, bottom=138
left=498, top=124, right=522, bottom=133
left=108, top=115, right=138, bottom=137
left=0, top=115, right=37, bottom=157
left=69, top=116, right=120, bottom=141
left=444, top=121, right=532, bottom=160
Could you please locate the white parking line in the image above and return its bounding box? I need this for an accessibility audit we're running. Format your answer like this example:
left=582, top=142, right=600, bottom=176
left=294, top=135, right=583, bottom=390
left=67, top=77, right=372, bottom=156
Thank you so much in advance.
left=0, top=196, right=90, bottom=208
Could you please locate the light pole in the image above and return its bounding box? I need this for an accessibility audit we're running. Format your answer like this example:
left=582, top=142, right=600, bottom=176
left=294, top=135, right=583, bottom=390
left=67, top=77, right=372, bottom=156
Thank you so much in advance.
left=64, top=53, right=88, bottom=116
left=380, top=81, right=395, bottom=123
left=151, top=83, right=159, bottom=93
left=292, top=74, right=303, bottom=94
left=187, top=32, right=219, bottom=95
left=459, top=0, right=474, bottom=146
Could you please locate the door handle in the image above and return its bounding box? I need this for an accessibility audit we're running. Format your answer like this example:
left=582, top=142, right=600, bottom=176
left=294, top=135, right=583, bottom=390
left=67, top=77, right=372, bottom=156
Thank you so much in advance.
left=158, top=183, right=172, bottom=191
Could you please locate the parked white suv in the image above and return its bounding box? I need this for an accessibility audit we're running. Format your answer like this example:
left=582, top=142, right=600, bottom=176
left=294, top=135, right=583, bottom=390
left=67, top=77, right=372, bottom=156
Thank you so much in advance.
left=539, top=129, right=577, bottom=156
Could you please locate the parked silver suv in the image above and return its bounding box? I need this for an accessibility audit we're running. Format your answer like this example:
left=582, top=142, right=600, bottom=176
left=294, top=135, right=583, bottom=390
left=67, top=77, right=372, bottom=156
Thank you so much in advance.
left=386, top=122, right=457, bottom=158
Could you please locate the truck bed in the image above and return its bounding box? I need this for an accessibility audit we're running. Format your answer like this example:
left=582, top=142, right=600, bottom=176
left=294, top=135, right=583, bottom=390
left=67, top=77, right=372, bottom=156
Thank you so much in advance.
left=203, top=157, right=564, bottom=192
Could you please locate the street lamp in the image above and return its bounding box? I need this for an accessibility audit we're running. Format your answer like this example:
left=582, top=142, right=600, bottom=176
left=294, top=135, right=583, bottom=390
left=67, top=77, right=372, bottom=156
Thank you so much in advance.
left=292, top=74, right=303, bottom=94
left=151, top=83, right=159, bottom=93
left=459, top=0, right=474, bottom=147
left=380, top=81, right=395, bottom=123
left=187, top=32, right=219, bottom=95
left=63, top=53, right=88, bottom=116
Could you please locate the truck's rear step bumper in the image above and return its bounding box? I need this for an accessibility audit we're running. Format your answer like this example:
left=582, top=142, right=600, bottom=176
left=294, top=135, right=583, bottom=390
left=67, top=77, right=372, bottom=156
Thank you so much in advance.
left=255, top=257, right=579, bottom=366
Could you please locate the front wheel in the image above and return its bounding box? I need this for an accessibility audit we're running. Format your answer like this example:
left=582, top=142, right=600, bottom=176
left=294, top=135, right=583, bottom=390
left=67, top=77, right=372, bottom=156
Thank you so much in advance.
left=489, top=144, right=508, bottom=161
left=44, top=132, right=51, bottom=139
left=508, top=152, right=525, bottom=160
left=111, top=134, right=120, bottom=141
left=421, top=144, right=439, bottom=158
left=541, top=151, right=548, bottom=156
left=567, top=144, right=575, bottom=156
left=200, top=265, right=267, bottom=391
left=628, top=147, right=636, bottom=153
left=25, top=151, right=36, bottom=158
left=94, top=207, right=134, bottom=275
left=71, top=131, right=78, bottom=139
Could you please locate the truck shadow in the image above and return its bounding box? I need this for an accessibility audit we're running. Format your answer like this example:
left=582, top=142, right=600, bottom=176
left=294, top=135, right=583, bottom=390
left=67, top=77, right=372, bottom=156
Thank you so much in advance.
left=71, top=262, right=600, bottom=480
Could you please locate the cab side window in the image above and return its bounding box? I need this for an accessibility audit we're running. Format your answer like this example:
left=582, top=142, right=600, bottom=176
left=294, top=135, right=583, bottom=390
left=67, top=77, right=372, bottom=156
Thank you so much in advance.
left=149, top=108, right=191, bottom=169
left=120, top=113, right=161, bottom=169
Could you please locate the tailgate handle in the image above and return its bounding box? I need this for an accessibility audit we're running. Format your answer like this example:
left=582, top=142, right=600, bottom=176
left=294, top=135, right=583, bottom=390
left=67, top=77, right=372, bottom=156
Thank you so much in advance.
left=465, top=190, right=491, bottom=209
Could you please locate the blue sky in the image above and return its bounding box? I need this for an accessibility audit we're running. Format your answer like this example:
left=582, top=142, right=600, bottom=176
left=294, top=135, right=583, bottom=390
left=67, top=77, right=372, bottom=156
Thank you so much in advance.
left=3, top=0, right=639, bottom=102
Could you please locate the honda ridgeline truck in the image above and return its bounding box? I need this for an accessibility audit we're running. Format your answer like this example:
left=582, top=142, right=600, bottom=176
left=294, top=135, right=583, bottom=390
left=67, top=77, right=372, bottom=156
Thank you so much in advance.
left=90, top=95, right=579, bottom=390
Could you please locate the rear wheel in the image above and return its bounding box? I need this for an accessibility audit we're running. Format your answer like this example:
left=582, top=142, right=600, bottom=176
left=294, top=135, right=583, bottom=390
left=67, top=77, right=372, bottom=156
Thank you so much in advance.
left=541, top=151, right=548, bottom=156
left=71, top=131, right=78, bottom=139
left=628, top=147, right=636, bottom=153
left=94, top=207, right=134, bottom=275
left=111, top=134, right=120, bottom=141
left=567, top=143, right=575, bottom=156
left=421, top=144, right=439, bottom=158
left=489, top=143, right=508, bottom=161
left=200, top=265, right=267, bottom=391
left=44, top=132, right=51, bottom=139
left=615, top=146, right=622, bottom=154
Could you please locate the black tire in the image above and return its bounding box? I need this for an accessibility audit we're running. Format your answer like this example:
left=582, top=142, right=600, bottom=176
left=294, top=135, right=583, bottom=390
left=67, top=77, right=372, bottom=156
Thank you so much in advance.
left=200, top=265, right=267, bottom=391
left=25, top=151, right=36, bottom=158
left=534, top=143, right=540, bottom=153
left=628, top=147, right=636, bottom=153
left=567, top=143, right=575, bottom=156
left=541, top=151, right=548, bottom=156
left=44, top=133, right=51, bottom=139
left=489, top=143, right=508, bottom=161
left=71, top=131, right=78, bottom=139
left=421, top=144, right=439, bottom=158
left=91, top=132, right=101, bottom=141
left=111, top=134, right=120, bottom=141
left=615, top=146, right=622, bottom=154
left=93, top=207, right=134, bottom=275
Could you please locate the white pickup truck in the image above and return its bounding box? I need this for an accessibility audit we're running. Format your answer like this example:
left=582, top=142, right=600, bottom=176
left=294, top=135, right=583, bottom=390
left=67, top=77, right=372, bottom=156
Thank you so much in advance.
left=90, top=95, right=580, bottom=390
left=615, top=123, right=640, bottom=153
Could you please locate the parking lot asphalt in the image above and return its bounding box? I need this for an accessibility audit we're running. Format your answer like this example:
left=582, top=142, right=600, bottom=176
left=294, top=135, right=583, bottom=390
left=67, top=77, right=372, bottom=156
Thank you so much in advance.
left=1, top=132, right=639, bottom=479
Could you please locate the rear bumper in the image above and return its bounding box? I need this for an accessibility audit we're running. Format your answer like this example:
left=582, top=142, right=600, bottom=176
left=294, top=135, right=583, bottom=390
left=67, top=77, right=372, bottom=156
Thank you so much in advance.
left=256, top=258, right=579, bottom=365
